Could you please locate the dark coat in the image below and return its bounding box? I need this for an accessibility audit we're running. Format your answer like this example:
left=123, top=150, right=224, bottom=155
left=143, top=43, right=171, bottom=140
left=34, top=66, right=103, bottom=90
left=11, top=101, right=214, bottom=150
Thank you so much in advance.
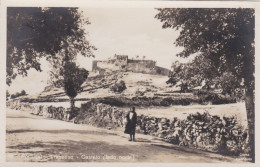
left=124, top=111, right=137, bottom=134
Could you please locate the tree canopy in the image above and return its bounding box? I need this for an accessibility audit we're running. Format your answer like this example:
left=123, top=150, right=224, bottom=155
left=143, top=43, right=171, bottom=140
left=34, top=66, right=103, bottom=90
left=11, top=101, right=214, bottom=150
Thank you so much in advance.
left=7, top=7, right=96, bottom=85
left=156, top=8, right=255, bottom=161
left=156, top=8, right=254, bottom=87
left=167, top=55, right=242, bottom=95
left=167, top=55, right=220, bottom=92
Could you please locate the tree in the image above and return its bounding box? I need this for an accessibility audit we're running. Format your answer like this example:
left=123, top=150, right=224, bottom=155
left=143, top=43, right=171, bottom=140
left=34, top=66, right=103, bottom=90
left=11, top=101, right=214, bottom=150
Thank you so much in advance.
left=167, top=55, right=220, bottom=92
left=156, top=8, right=255, bottom=161
left=167, top=61, right=190, bottom=92
left=214, top=72, right=242, bottom=96
left=62, top=62, right=89, bottom=109
left=167, top=56, right=241, bottom=94
left=7, top=7, right=95, bottom=85
left=48, top=53, right=89, bottom=110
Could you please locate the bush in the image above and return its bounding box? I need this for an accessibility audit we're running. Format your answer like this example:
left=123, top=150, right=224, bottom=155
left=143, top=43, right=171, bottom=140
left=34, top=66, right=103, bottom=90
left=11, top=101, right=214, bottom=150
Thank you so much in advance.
left=94, top=96, right=195, bottom=107
left=110, top=80, right=127, bottom=93
left=195, top=91, right=237, bottom=105
left=10, top=90, right=27, bottom=99
left=135, top=90, right=145, bottom=96
left=98, top=97, right=130, bottom=107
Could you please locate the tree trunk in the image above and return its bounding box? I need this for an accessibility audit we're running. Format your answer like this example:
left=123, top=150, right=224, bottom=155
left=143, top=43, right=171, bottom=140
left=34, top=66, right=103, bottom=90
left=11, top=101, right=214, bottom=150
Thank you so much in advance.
left=70, top=97, right=75, bottom=110
left=245, top=86, right=255, bottom=162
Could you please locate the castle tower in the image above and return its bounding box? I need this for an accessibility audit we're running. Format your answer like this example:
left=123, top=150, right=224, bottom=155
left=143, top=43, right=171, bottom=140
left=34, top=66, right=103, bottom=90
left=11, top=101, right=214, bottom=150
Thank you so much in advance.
left=114, top=54, right=128, bottom=66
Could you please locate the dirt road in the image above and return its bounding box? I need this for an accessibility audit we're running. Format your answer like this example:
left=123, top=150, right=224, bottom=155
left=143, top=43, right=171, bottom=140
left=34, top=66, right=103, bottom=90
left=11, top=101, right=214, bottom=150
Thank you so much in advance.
left=6, top=109, right=245, bottom=163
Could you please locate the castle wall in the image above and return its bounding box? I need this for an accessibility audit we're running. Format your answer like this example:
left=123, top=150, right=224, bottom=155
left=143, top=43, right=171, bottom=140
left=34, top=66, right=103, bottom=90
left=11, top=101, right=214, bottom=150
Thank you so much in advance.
left=154, top=66, right=170, bottom=76
left=128, top=59, right=156, bottom=67
left=97, top=61, right=120, bottom=71
left=126, top=62, right=155, bottom=74
left=92, top=57, right=169, bottom=76
left=127, top=60, right=169, bottom=76
left=92, top=60, right=120, bottom=73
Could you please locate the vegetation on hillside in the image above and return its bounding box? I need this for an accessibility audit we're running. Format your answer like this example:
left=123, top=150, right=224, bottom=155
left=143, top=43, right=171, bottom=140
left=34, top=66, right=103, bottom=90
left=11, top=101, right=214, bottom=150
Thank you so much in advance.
left=10, top=90, right=27, bottom=99
left=110, top=80, right=127, bottom=93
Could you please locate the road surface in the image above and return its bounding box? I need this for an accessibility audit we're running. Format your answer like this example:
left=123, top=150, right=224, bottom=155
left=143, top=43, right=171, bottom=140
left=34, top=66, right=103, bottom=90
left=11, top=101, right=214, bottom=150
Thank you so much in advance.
left=6, top=109, right=245, bottom=163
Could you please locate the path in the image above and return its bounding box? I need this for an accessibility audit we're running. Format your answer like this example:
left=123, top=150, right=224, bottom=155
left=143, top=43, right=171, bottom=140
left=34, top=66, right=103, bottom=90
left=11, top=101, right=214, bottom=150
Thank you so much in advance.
left=6, top=109, right=245, bottom=163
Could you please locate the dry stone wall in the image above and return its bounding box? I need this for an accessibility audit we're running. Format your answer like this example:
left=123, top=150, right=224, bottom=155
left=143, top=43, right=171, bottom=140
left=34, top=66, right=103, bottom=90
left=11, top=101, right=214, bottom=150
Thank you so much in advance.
left=7, top=101, right=77, bottom=121
left=7, top=100, right=248, bottom=156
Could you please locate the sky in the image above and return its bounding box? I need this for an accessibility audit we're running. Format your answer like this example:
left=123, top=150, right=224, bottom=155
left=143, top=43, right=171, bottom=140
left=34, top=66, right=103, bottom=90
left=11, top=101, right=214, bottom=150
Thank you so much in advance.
left=78, top=8, right=185, bottom=70
left=8, top=7, right=190, bottom=95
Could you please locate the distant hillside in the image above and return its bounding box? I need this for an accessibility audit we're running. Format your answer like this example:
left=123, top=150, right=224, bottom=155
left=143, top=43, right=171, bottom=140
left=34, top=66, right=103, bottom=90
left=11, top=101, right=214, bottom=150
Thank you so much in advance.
left=18, top=69, right=237, bottom=108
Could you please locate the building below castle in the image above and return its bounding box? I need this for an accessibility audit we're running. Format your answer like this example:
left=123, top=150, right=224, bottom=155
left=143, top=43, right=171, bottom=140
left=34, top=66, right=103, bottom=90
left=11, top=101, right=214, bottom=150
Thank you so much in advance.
left=92, top=54, right=170, bottom=76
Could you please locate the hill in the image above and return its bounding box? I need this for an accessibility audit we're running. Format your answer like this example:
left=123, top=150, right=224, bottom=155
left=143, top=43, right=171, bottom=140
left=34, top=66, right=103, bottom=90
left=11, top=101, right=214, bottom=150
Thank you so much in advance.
left=37, top=71, right=174, bottom=100
left=11, top=69, right=247, bottom=129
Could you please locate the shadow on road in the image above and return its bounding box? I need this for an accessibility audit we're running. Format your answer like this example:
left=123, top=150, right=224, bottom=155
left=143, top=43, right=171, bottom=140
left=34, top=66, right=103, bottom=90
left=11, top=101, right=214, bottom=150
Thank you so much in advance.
left=6, top=129, right=118, bottom=136
left=151, top=143, right=236, bottom=162
left=7, top=140, right=143, bottom=162
left=134, top=138, right=152, bottom=143
left=7, top=138, right=236, bottom=162
left=7, top=116, right=39, bottom=119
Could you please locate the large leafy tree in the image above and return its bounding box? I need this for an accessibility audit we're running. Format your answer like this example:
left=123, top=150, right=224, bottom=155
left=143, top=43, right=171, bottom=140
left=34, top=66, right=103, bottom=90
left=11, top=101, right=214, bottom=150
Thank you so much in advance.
left=156, top=8, right=255, bottom=161
left=167, top=55, right=242, bottom=95
left=7, top=7, right=95, bottom=85
left=167, top=55, right=220, bottom=92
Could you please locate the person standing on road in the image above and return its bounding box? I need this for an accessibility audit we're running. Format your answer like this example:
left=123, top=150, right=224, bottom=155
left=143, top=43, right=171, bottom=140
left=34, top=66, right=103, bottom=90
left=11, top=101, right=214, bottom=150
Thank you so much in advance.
left=124, top=106, right=137, bottom=141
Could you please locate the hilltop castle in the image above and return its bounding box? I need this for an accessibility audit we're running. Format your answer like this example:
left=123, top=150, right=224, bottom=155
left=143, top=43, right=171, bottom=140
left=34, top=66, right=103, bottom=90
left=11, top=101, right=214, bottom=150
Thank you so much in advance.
left=92, top=54, right=170, bottom=76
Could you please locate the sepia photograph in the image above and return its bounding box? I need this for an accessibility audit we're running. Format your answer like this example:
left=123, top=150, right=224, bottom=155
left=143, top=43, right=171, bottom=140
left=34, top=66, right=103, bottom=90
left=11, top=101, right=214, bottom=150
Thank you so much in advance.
left=2, top=0, right=259, bottom=165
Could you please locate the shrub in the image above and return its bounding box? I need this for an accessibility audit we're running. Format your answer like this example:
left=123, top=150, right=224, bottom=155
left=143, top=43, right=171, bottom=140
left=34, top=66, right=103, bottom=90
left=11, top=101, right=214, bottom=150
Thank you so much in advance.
left=110, top=80, right=127, bottom=93
left=195, top=91, right=237, bottom=105
left=10, top=90, right=27, bottom=99
left=135, top=90, right=145, bottom=96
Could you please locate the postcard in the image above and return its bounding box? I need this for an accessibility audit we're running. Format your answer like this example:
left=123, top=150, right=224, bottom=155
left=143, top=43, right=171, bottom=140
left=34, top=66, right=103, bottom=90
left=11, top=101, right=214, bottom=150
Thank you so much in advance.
left=0, top=0, right=260, bottom=167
